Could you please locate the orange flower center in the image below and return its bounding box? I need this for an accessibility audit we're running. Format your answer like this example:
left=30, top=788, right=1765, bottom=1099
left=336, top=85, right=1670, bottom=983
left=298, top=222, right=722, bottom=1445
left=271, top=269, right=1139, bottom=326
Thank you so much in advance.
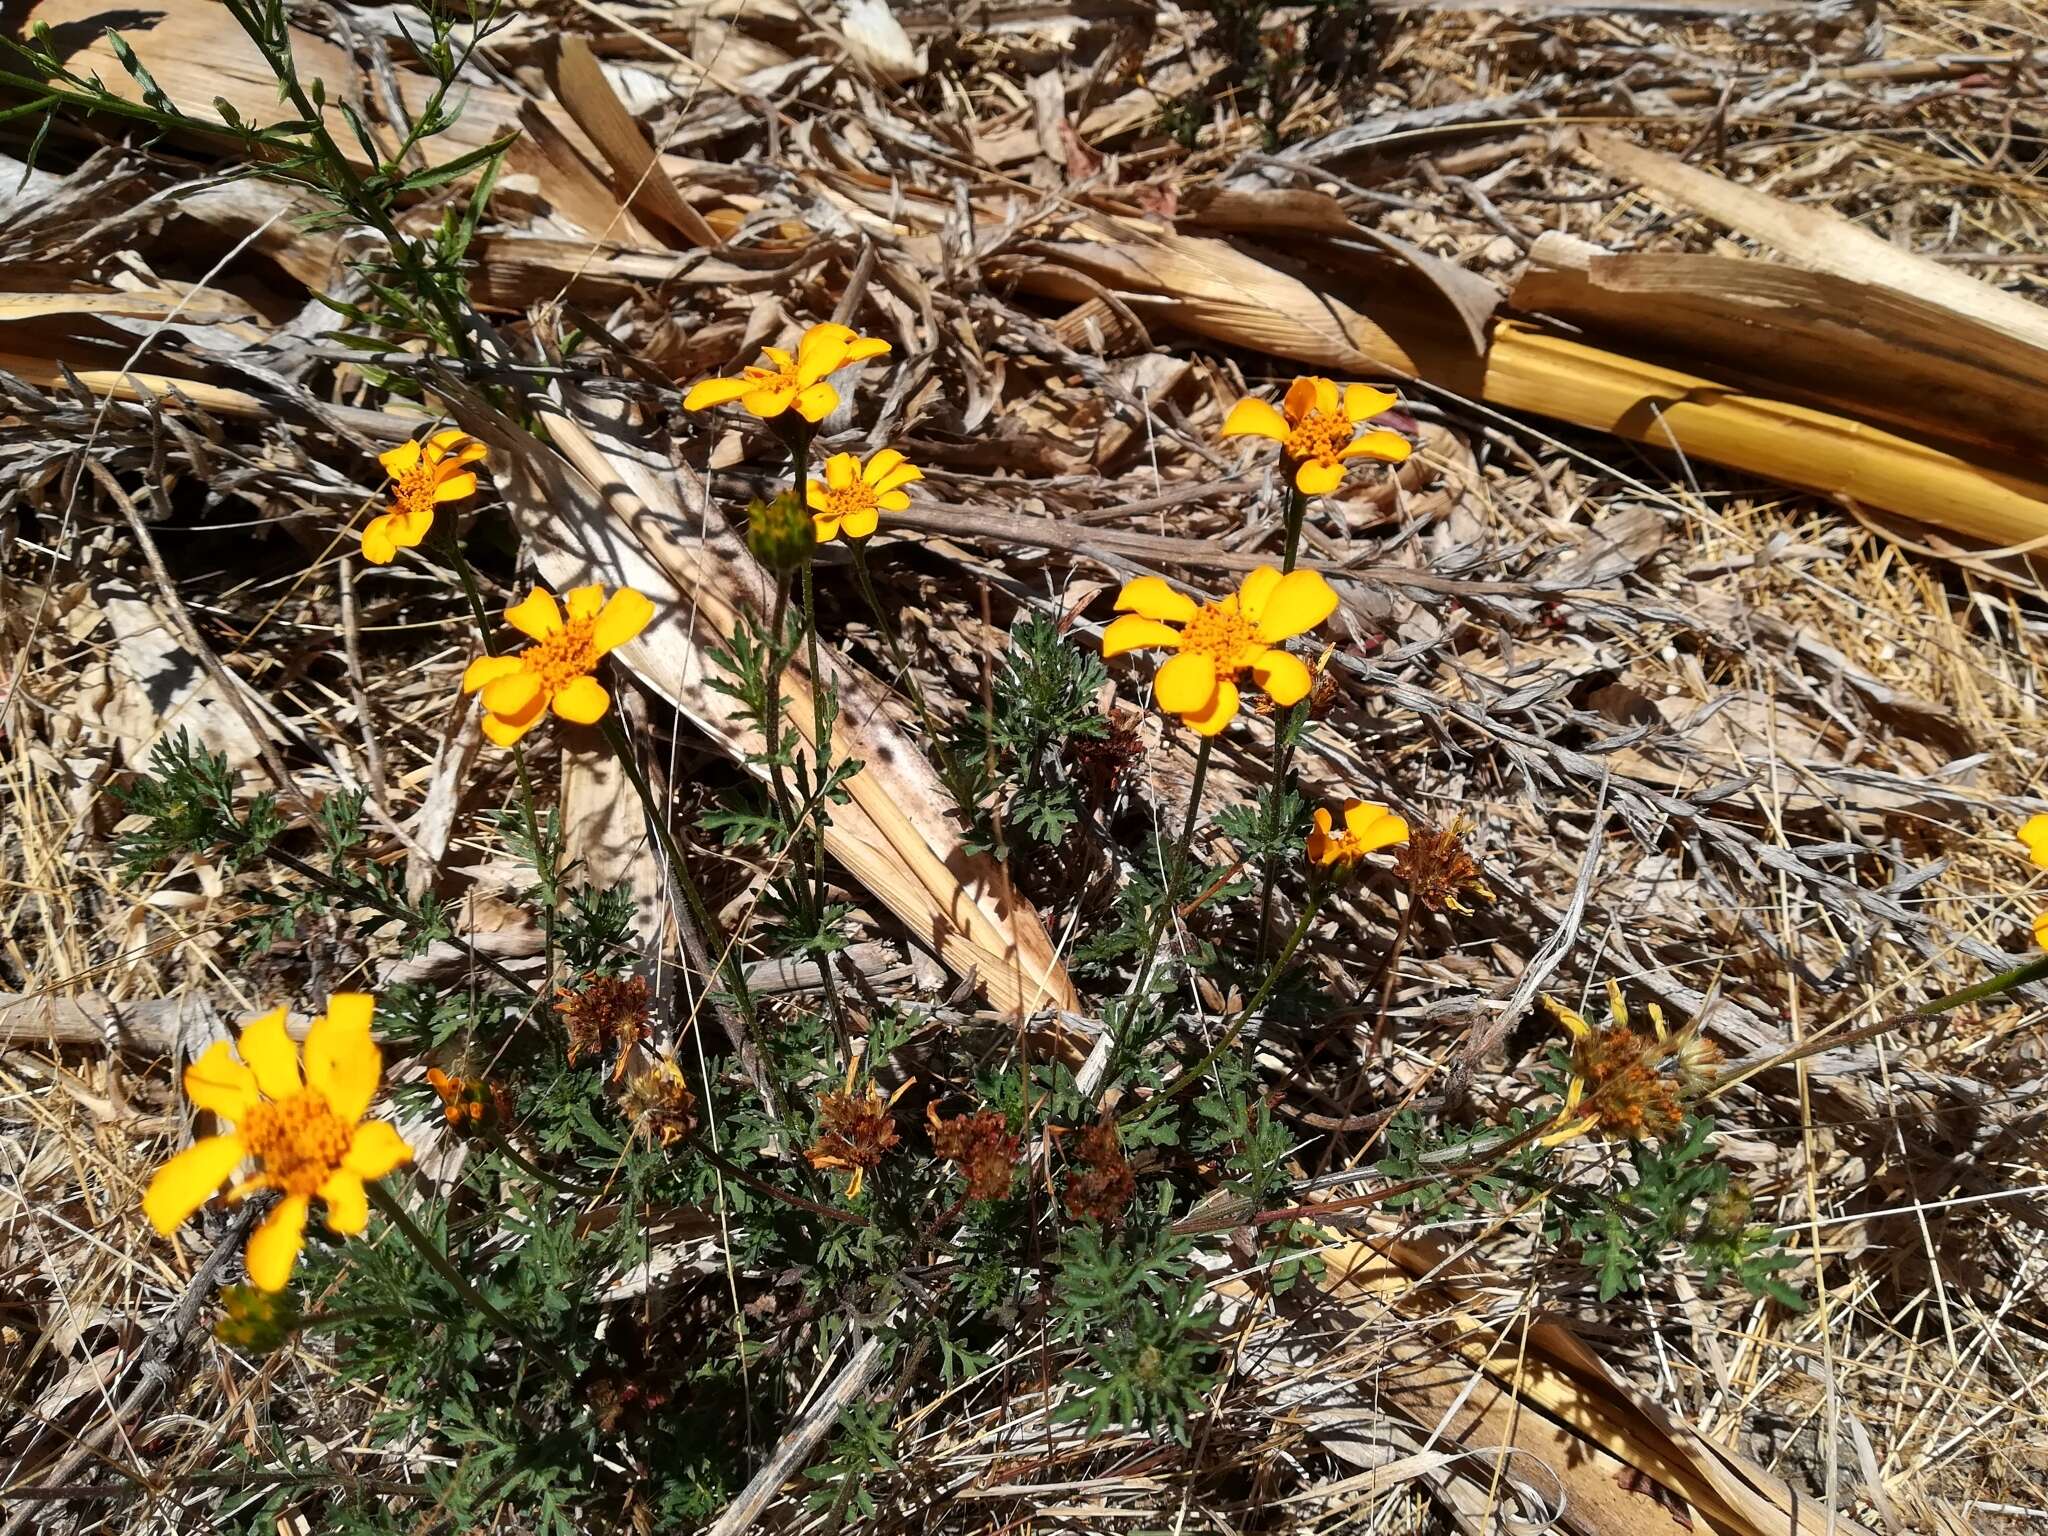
left=1178, top=603, right=1263, bottom=675
left=747, top=357, right=801, bottom=395
left=519, top=615, right=600, bottom=693
left=240, top=1088, right=353, bottom=1196
left=392, top=461, right=439, bottom=517
left=819, top=481, right=878, bottom=523
left=1283, top=407, right=1355, bottom=467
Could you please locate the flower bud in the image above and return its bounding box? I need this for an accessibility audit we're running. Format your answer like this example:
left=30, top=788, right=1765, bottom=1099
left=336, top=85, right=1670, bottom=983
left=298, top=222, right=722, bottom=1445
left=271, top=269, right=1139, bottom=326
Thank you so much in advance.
left=746, top=490, right=814, bottom=574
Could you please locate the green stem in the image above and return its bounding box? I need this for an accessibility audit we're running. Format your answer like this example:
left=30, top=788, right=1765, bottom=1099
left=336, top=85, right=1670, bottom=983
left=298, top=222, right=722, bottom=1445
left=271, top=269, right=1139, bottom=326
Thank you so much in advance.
left=491, top=1133, right=605, bottom=1200
left=599, top=713, right=760, bottom=1031
left=1279, top=482, right=1308, bottom=574
left=799, top=557, right=847, bottom=1033
left=759, top=572, right=805, bottom=845
left=1916, top=951, right=2048, bottom=1016
left=366, top=1184, right=572, bottom=1373
left=1252, top=483, right=1311, bottom=968
left=1130, top=736, right=1214, bottom=1000
left=1144, top=885, right=1324, bottom=1113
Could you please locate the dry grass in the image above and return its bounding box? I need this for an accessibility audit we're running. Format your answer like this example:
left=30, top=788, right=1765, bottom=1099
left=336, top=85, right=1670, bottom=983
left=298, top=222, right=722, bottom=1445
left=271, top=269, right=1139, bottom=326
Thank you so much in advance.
left=6, top=0, right=2048, bottom=1531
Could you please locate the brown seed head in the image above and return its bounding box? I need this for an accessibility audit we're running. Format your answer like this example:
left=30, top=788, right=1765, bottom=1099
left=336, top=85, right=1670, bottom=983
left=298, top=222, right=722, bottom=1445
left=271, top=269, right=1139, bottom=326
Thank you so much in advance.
left=1392, top=818, right=1494, bottom=914
left=557, top=973, right=654, bottom=1079
left=927, top=1105, right=1020, bottom=1202
left=620, top=1056, right=698, bottom=1147
left=806, top=1070, right=908, bottom=1198
left=1063, top=1117, right=1135, bottom=1225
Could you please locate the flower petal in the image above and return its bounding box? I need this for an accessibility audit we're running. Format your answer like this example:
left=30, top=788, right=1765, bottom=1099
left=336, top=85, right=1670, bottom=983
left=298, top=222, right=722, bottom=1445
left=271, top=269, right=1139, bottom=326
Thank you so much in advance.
left=462, top=655, right=523, bottom=694
left=1339, top=428, right=1412, bottom=464
left=481, top=669, right=544, bottom=719
left=377, top=439, right=423, bottom=477
left=1114, top=576, right=1197, bottom=624
left=1343, top=384, right=1400, bottom=423
left=877, top=489, right=912, bottom=512
left=1251, top=647, right=1311, bottom=706
left=482, top=708, right=543, bottom=747
left=1154, top=650, right=1219, bottom=714
left=806, top=480, right=829, bottom=511
left=236, top=1007, right=301, bottom=1100
left=1220, top=397, right=1288, bottom=443
left=245, top=1194, right=308, bottom=1292
left=1342, top=801, right=1408, bottom=853
left=319, top=1171, right=368, bottom=1236
left=1237, top=565, right=1282, bottom=625
left=682, top=375, right=755, bottom=411
left=826, top=453, right=857, bottom=490
left=843, top=335, right=892, bottom=363
left=305, top=994, right=380, bottom=1125
left=1293, top=457, right=1345, bottom=495
left=1253, top=569, right=1339, bottom=643
left=432, top=472, right=478, bottom=503
left=551, top=674, right=611, bottom=724
left=872, top=460, right=921, bottom=495
left=2036, top=910, right=2048, bottom=951
left=793, top=381, right=840, bottom=421
left=813, top=513, right=843, bottom=542
left=564, top=584, right=605, bottom=623
left=796, top=323, right=854, bottom=384
left=741, top=383, right=796, bottom=418
left=344, top=1120, right=414, bottom=1179
left=1281, top=377, right=1322, bottom=424
left=426, top=428, right=470, bottom=455
left=1101, top=613, right=1182, bottom=657
left=2020, top=814, right=2048, bottom=868
left=840, top=502, right=879, bottom=539
left=1182, top=678, right=1241, bottom=736
left=863, top=447, right=905, bottom=484
left=144, top=1134, right=245, bottom=1235
left=360, top=515, right=399, bottom=565
left=505, top=588, right=562, bottom=642
left=592, top=587, right=655, bottom=654
left=184, top=1040, right=259, bottom=1121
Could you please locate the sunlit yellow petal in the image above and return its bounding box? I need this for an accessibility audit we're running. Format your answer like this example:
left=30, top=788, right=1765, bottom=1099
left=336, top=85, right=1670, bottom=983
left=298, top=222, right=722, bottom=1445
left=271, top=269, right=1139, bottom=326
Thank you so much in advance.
left=551, top=674, right=611, bottom=724
left=813, top=513, right=843, bottom=542
left=563, top=584, right=605, bottom=623
left=1251, top=647, right=1311, bottom=706
left=864, top=447, right=906, bottom=483
left=2035, top=911, right=2048, bottom=950
left=360, top=515, right=399, bottom=566
left=184, top=1040, right=259, bottom=1121
left=1237, top=566, right=1282, bottom=625
left=1220, top=397, right=1289, bottom=443
left=481, top=669, right=544, bottom=719
left=245, top=1194, right=308, bottom=1291
left=843, top=335, right=892, bottom=363
left=840, top=502, right=879, bottom=539
left=1114, top=576, right=1197, bottom=624
left=1341, top=801, right=1408, bottom=853
left=796, top=323, right=854, bottom=384
left=793, top=381, right=839, bottom=421
left=144, top=1134, right=245, bottom=1235
left=1342, top=384, right=1399, bottom=423
left=742, top=383, right=796, bottom=418
left=2020, top=814, right=2048, bottom=869
left=431, top=471, right=478, bottom=503
left=305, top=996, right=380, bottom=1125
left=682, top=376, right=755, bottom=411
left=236, top=1007, right=301, bottom=1100
left=1101, top=613, right=1181, bottom=657
left=344, top=1120, right=414, bottom=1179
left=1338, top=428, right=1412, bottom=464
left=505, top=588, right=563, bottom=642
left=377, top=439, right=422, bottom=478
left=806, top=480, right=829, bottom=511
left=1155, top=651, right=1219, bottom=714
left=462, top=655, right=523, bottom=694
left=1253, top=569, right=1339, bottom=643
left=591, top=587, right=655, bottom=654
left=1183, top=678, right=1241, bottom=736
left=826, top=453, right=857, bottom=490
left=319, top=1171, right=368, bottom=1235
left=482, top=706, right=544, bottom=747
left=877, top=489, right=912, bottom=512
left=1293, top=457, right=1345, bottom=495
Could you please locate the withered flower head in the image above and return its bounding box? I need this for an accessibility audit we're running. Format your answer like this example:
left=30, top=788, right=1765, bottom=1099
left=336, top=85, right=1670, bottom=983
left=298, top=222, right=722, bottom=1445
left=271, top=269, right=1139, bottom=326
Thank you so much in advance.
left=1062, top=1116, right=1135, bottom=1226
left=1540, top=980, right=1715, bottom=1147
left=619, top=1055, right=698, bottom=1147
left=1393, top=817, right=1495, bottom=915
left=426, top=1066, right=511, bottom=1133
left=806, top=1060, right=911, bottom=1199
left=556, top=973, right=654, bottom=1081
left=927, top=1105, right=1020, bottom=1203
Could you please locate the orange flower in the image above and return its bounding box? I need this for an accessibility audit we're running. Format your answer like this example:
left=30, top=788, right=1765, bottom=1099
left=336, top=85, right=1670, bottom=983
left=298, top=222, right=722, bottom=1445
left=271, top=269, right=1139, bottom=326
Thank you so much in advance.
left=362, top=430, right=486, bottom=565
left=1101, top=566, right=1338, bottom=736
left=805, top=1059, right=911, bottom=1199
left=1307, top=799, right=1408, bottom=872
left=143, top=994, right=411, bottom=1291
left=1221, top=376, right=1410, bottom=495
left=460, top=584, right=654, bottom=747
left=682, top=321, right=892, bottom=423
left=807, top=449, right=922, bottom=542
left=1539, top=981, right=1712, bottom=1148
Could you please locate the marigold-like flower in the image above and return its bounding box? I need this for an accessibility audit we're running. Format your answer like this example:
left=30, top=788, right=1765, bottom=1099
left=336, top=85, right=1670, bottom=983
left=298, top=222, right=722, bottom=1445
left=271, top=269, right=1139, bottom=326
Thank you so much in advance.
left=144, top=994, right=411, bottom=1292
left=362, top=430, right=486, bottom=565
left=1221, top=376, right=1410, bottom=495
left=556, top=973, right=654, bottom=1082
left=1102, top=566, right=1338, bottom=736
left=1307, top=799, right=1408, bottom=873
left=426, top=1067, right=511, bottom=1131
left=682, top=321, right=892, bottom=423
left=461, top=584, right=654, bottom=747
left=807, top=449, right=922, bottom=542
left=927, top=1105, right=1020, bottom=1202
left=1539, top=980, right=1714, bottom=1147
left=1393, top=818, right=1494, bottom=914
left=2020, top=814, right=2048, bottom=869
left=1062, top=1117, right=1135, bottom=1226
left=620, top=1055, right=698, bottom=1147
left=806, top=1060, right=911, bottom=1199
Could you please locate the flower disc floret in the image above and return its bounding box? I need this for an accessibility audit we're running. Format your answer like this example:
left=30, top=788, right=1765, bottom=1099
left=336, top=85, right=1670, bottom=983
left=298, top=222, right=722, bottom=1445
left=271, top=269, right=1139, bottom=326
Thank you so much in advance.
left=362, top=429, right=486, bottom=565
left=683, top=321, right=892, bottom=424
left=1101, top=565, right=1338, bottom=735
left=1221, top=375, right=1411, bottom=495
left=461, top=584, right=655, bottom=747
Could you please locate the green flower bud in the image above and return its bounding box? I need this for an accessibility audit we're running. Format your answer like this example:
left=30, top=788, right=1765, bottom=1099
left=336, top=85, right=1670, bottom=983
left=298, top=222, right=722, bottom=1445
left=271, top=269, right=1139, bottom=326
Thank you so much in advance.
left=746, top=490, right=814, bottom=574
left=214, top=1284, right=301, bottom=1352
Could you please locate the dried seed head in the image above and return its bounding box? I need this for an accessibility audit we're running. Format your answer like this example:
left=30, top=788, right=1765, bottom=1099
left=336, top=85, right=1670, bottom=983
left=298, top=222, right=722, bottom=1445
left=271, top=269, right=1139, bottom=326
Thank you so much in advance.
left=927, top=1105, right=1020, bottom=1202
left=619, top=1056, right=698, bottom=1147
left=1392, top=817, right=1494, bottom=914
left=557, top=973, right=654, bottom=1080
left=1067, top=707, right=1145, bottom=808
left=1062, top=1117, right=1135, bottom=1226
left=806, top=1065, right=910, bottom=1198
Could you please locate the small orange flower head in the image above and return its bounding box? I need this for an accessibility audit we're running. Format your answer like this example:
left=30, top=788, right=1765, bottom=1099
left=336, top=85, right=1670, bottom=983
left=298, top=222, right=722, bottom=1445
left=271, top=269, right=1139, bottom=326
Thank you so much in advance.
left=1062, top=1117, right=1136, bottom=1226
left=620, top=1056, right=699, bottom=1147
left=1102, top=565, right=1338, bottom=736
left=682, top=320, right=892, bottom=424
left=1538, top=981, right=1702, bottom=1148
left=807, top=448, right=922, bottom=542
left=927, top=1105, right=1020, bottom=1202
left=1220, top=376, right=1410, bottom=495
left=556, top=973, right=655, bottom=1082
left=144, top=994, right=411, bottom=1291
left=426, top=1067, right=511, bottom=1132
left=461, top=583, right=655, bottom=747
left=1393, top=818, right=1495, bottom=914
left=362, top=430, right=486, bottom=565
left=1307, top=799, right=1408, bottom=874
left=805, top=1060, right=911, bottom=1199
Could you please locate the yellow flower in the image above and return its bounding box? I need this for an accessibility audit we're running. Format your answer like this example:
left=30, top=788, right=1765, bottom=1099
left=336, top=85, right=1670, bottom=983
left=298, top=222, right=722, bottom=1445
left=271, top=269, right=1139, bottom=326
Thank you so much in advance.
left=1307, top=799, right=1408, bottom=871
left=1221, top=376, right=1411, bottom=495
left=2035, top=910, right=2048, bottom=951
left=362, top=430, right=486, bottom=565
left=682, top=321, right=892, bottom=423
left=460, top=584, right=655, bottom=747
left=144, top=994, right=411, bottom=1292
left=807, top=449, right=922, bottom=542
left=1101, top=566, right=1338, bottom=736
left=1538, top=981, right=1702, bottom=1148
left=2020, top=814, right=2048, bottom=868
